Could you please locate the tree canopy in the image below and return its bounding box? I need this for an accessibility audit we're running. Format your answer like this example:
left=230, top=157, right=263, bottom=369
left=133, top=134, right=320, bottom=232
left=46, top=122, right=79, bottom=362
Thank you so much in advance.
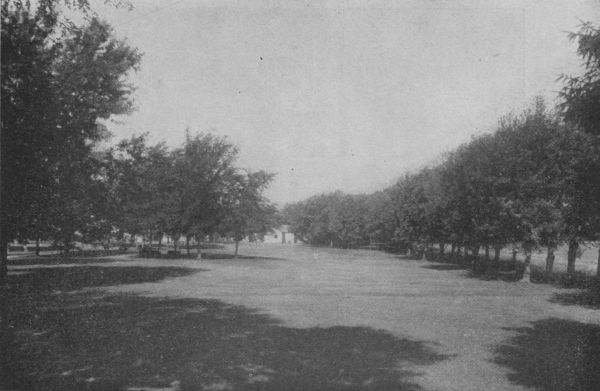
left=284, top=97, right=600, bottom=276
left=560, top=22, right=600, bottom=136
left=1, top=0, right=140, bottom=276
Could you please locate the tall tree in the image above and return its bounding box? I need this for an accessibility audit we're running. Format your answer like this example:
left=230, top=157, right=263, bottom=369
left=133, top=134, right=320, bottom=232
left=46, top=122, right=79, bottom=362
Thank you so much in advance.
left=560, top=22, right=600, bottom=136
left=220, top=170, right=276, bottom=257
left=559, top=22, right=600, bottom=276
left=113, top=136, right=173, bottom=245
left=1, top=1, right=140, bottom=279
left=174, top=132, right=239, bottom=252
left=363, top=190, right=396, bottom=249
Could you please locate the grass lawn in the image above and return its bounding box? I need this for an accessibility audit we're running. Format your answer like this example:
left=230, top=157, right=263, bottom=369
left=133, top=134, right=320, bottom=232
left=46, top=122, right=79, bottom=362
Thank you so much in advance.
left=2, top=243, right=600, bottom=390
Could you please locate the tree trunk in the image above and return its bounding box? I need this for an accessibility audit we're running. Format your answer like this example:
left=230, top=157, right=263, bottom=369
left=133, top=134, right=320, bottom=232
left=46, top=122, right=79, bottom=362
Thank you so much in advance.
left=471, top=245, right=480, bottom=270
left=439, top=242, right=445, bottom=258
left=520, top=251, right=532, bottom=282
left=196, top=234, right=202, bottom=259
left=485, top=246, right=500, bottom=276
left=450, top=243, right=456, bottom=257
left=0, top=234, right=8, bottom=373
left=597, top=245, right=600, bottom=278
left=494, top=247, right=501, bottom=262
left=63, top=240, right=70, bottom=256
left=0, top=274, right=7, bottom=358
left=234, top=240, right=239, bottom=258
left=567, top=238, right=578, bottom=274
left=491, top=246, right=501, bottom=275
left=35, top=238, right=40, bottom=256
left=186, top=236, right=190, bottom=255
left=512, top=248, right=517, bottom=262
left=0, top=236, right=7, bottom=287
left=0, top=161, right=7, bottom=376
left=545, top=247, right=555, bottom=274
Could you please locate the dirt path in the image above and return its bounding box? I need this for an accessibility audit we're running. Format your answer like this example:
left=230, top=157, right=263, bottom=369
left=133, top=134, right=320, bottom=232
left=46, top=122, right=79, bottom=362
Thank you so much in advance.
left=101, top=243, right=600, bottom=391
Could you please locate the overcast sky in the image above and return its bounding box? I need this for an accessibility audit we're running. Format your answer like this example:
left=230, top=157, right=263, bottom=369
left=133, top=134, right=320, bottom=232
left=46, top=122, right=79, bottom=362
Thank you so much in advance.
left=93, top=0, right=600, bottom=206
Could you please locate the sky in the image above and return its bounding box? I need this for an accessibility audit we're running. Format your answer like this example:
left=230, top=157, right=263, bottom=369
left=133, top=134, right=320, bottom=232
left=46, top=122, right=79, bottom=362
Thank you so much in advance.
left=91, top=0, right=600, bottom=206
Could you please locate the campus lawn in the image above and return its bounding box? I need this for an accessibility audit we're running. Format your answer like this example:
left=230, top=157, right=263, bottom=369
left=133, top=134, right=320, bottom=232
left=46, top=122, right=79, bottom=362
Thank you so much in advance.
left=2, top=243, right=600, bottom=391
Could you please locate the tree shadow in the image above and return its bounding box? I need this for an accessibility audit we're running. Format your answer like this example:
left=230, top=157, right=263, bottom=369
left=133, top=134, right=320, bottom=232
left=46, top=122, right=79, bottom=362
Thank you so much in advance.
left=5, top=265, right=202, bottom=294
left=419, top=259, right=521, bottom=282
left=549, top=281, right=600, bottom=310
left=420, top=263, right=468, bottom=271
left=3, top=266, right=448, bottom=391
left=201, top=253, right=284, bottom=261
left=395, top=254, right=422, bottom=261
left=8, top=256, right=135, bottom=266
left=492, top=318, right=600, bottom=391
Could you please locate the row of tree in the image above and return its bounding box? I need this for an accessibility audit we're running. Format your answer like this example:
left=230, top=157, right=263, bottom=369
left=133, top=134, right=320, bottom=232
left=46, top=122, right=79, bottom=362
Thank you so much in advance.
left=108, top=132, right=276, bottom=255
left=284, top=100, right=599, bottom=275
left=0, top=1, right=276, bottom=282
left=283, top=22, right=600, bottom=277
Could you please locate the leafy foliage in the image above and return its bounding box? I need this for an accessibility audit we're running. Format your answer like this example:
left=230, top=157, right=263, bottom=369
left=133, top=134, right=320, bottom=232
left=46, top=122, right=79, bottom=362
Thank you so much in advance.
left=285, top=98, right=600, bottom=274
left=1, top=1, right=140, bottom=258
left=560, top=22, right=600, bottom=135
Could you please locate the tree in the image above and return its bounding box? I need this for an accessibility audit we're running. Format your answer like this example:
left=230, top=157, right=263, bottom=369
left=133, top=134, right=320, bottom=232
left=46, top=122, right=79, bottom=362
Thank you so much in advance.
left=112, top=136, right=173, bottom=246
left=173, top=132, right=239, bottom=254
left=559, top=22, right=600, bottom=276
left=1, top=1, right=140, bottom=279
left=490, top=101, right=579, bottom=278
left=363, top=190, right=396, bottom=250
left=560, top=22, right=600, bottom=136
left=220, top=170, right=276, bottom=257
left=283, top=194, right=333, bottom=246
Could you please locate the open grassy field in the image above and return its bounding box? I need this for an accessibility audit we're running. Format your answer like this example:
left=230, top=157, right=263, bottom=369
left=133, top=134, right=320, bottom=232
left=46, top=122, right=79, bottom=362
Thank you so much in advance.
left=3, top=243, right=600, bottom=390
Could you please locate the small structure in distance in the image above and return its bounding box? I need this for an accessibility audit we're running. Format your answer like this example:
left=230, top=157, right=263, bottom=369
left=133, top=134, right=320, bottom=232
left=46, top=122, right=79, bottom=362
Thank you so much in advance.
left=262, top=225, right=297, bottom=244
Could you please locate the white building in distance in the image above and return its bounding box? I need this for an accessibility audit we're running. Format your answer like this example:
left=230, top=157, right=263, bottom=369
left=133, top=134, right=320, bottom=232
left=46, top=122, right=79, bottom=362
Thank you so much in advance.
left=262, top=225, right=297, bottom=244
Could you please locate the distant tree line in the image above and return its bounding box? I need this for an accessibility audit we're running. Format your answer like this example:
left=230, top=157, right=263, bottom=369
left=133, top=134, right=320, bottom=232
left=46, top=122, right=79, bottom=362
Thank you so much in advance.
left=0, top=1, right=276, bottom=281
left=283, top=22, right=600, bottom=277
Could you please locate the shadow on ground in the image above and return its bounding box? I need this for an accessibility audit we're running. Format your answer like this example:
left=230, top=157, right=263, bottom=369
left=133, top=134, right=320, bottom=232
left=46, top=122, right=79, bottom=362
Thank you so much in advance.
left=201, top=253, right=283, bottom=261
left=420, top=264, right=467, bottom=271
left=6, top=265, right=200, bottom=293
left=493, top=318, right=600, bottom=391
left=7, top=256, right=137, bottom=266
left=2, top=265, right=447, bottom=391
left=418, top=259, right=522, bottom=282
left=549, top=282, right=600, bottom=310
